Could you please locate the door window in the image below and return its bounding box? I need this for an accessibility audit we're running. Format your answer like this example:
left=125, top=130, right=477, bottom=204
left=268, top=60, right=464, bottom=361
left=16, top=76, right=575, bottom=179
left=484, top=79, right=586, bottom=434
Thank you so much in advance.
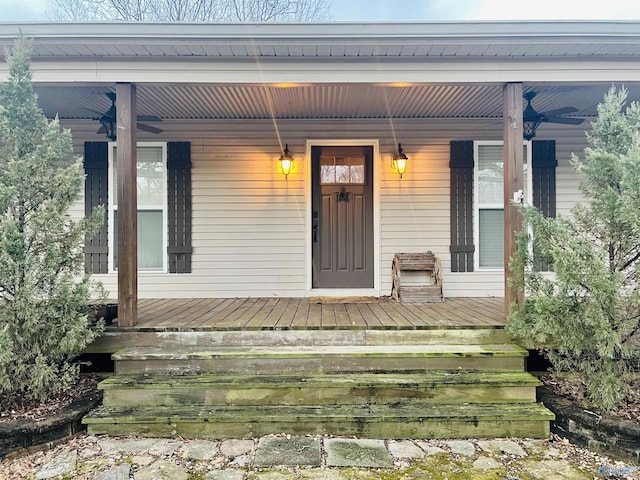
left=320, top=154, right=366, bottom=184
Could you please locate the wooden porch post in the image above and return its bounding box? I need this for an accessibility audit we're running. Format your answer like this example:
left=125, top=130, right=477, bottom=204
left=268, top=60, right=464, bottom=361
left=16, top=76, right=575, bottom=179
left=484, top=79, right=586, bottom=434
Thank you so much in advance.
left=503, top=82, right=524, bottom=319
left=116, top=83, right=138, bottom=327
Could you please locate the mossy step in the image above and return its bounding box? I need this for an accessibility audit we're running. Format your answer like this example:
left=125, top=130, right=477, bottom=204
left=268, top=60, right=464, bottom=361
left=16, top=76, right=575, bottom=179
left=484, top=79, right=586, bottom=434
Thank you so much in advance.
left=86, top=328, right=514, bottom=353
left=100, top=372, right=541, bottom=407
left=83, top=403, right=555, bottom=439
left=113, top=344, right=527, bottom=374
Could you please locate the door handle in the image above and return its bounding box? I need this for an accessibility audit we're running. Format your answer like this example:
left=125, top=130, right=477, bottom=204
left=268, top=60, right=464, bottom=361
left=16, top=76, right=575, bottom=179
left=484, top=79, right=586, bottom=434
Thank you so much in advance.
left=312, top=220, right=318, bottom=243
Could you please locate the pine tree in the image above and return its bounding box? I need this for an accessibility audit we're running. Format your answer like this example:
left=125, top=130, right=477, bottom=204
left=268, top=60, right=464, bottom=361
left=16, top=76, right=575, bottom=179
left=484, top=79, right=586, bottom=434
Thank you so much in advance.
left=0, top=36, right=104, bottom=405
left=509, top=86, right=640, bottom=411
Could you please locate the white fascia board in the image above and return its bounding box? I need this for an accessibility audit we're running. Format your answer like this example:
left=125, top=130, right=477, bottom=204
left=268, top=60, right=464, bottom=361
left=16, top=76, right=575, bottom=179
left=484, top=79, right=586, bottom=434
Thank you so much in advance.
left=10, top=58, right=640, bottom=85
left=2, top=21, right=640, bottom=42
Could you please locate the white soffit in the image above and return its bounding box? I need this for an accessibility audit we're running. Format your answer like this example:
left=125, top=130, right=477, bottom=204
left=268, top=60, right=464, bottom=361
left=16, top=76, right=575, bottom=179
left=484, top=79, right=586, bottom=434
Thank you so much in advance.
left=2, top=21, right=640, bottom=60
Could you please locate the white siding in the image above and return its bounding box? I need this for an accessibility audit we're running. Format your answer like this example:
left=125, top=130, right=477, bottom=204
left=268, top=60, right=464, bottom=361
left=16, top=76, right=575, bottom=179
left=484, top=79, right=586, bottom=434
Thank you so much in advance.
left=65, top=118, right=588, bottom=299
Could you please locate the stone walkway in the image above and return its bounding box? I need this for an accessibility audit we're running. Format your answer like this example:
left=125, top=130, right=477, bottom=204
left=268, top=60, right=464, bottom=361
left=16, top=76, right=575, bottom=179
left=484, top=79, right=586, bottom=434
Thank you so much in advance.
left=2, top=433, right=639, bottom=479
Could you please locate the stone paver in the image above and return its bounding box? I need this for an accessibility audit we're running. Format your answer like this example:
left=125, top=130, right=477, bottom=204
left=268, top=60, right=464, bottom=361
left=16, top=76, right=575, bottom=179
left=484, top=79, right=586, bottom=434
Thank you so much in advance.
left=34, top=450, right=78, bottom=480
left=388, top=440, right=425, bottom=459
left=544, top=447, right=563, bottom=458
left=415, top=442, right=446, bottom=456
left=1, top=434, right=632, bottom=480
left=98, top=438, right=158, bottom=455
left=148, top=439, right=181, bottom=456
left=220, top=439, right=255, bottom=458
left=94, top=464, right=132, bottom=480
left=473, top=456, right=503, bottom=470
left=477, top=439, right=528, bottom=457
left=134, top=459, right=190, bottom=480
left=179, top=440, right=219, bottom=460
left=298, top=469, right=345, bottom=479
left=229, top=453, right=253, bottom=467
left=254, top=437, right=321, bottom=467
left=131, top=455, right=155, bottom=466
left=247, top=471, right=297, bottom=479
left=325, top=439, right=393, bottom=468
left=521, top=459, right=589, bottom=480
left=444, top=440, right=476, bottom=457
left=205, top=470, right=247, bottom=480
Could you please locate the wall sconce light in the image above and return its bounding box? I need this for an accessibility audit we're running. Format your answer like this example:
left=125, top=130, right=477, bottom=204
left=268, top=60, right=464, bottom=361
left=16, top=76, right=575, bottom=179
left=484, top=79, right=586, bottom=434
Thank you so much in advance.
left=392, top=143, right=408, bottom=179
left=279, top=144, right=294, bottom=179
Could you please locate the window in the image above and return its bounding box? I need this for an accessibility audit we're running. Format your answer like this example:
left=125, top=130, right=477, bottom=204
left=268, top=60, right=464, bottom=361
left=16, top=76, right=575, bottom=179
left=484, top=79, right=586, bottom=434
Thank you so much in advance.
left=474, top=141, right=531, bottom=270
left=108, top=143, right=167, bottom=272
left=320, top=154, right=366, bottom=184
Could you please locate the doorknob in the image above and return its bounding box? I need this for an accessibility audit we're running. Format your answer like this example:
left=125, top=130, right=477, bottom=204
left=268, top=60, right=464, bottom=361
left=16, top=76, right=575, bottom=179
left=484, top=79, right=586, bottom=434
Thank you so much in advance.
left=312, top=219, right=318, bottom=243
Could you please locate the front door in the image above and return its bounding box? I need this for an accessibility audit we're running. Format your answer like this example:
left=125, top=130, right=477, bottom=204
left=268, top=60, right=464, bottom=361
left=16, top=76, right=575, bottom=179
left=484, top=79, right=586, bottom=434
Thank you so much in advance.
left=312, top=146, right=374, bottom=288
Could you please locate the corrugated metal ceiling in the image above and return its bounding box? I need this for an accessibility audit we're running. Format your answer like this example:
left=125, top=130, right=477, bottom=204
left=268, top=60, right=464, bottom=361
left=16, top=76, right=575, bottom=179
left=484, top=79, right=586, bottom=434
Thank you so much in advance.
left=34, top=83, right=638, bottom=122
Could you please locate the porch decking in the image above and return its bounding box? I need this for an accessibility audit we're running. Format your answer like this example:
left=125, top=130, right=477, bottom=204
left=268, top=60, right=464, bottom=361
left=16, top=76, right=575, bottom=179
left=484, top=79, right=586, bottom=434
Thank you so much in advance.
left=125, top=297, right=506, bottom=331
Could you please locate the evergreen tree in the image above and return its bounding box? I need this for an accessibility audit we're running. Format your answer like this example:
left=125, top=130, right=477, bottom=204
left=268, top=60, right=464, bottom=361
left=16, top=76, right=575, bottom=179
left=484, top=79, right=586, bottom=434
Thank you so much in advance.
left=509, top=86, right=640, bottom=411
left=0, top=36, right=104, bottom=405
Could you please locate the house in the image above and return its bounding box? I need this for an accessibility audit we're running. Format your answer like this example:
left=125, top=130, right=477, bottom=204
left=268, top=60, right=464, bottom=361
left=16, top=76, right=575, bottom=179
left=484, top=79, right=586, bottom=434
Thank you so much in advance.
left=1, top=20, right=638, bottom=439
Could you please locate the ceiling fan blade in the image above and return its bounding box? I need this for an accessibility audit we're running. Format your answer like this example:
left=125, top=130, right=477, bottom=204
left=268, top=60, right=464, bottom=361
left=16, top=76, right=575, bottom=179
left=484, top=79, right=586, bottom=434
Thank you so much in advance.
left=541, top=106, right=579, bottom=116
left=137, top=123, right=163, bottom=134
left=137, top=115, right=162, bottom=123
left=96, top=125, right=106, bottom=135
left=544, top=116, right=584, bottom=125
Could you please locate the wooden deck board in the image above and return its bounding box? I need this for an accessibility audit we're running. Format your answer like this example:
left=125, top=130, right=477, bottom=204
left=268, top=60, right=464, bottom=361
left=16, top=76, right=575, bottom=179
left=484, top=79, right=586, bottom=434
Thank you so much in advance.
left=306, top=303, right=322, bottom=329
left=197, top=299, right=244, bottom=329
left=240, top=298, right=278, bottom=330
left=321, top=304, right=337, bottom=330
left=334, top=304, right=353, bottom=328
left=154, top=298, right=210, bottom=328
left=225, top=298, right=264, bottom=329
left=345, top=303, right=367, bottom=329
left=126, top=297, right=506, bottom=331
left=275, top=298, right=300, bottom=330
left=291, top=302, right=310, bottom=329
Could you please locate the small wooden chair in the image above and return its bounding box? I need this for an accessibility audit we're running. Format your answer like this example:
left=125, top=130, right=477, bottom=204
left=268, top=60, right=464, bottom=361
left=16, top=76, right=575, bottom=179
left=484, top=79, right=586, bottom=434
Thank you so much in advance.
left=391, top=253, right=444, bottom=303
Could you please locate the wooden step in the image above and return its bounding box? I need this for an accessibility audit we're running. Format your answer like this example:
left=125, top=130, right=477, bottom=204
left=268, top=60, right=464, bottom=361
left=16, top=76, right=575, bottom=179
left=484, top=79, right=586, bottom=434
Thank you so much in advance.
left=112, top=344, right=528, bottom=374
left=83, top=402, right=555, bottom=439
left=100, top=372, right=541, bottom=407
left=86, top=327, right=514, bottom=353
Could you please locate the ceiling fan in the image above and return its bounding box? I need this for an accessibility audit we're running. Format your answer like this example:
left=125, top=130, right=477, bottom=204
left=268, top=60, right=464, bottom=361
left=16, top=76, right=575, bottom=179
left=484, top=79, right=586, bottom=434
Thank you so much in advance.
left=94, top=92, right=163, bottom=141
left=523, top=91, right=584, bottom=140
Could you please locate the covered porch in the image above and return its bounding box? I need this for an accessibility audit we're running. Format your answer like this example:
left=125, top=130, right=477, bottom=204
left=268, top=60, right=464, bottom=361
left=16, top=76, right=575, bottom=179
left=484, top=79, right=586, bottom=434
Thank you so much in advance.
left=4, top=21, right=640, bottom=328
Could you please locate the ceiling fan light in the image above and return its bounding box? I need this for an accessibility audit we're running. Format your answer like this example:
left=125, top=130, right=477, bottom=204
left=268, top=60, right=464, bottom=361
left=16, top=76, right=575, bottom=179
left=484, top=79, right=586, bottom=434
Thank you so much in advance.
left=523, top=119, right=540, bottom=141
left=101, top=118, right=116, bottom=141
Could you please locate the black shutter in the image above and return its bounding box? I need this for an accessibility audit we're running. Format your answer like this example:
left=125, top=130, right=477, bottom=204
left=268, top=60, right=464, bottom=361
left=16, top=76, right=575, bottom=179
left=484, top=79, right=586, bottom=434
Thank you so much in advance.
left=84, top=142, right=109, bottom=274
left=532, top=140, right=557, bottom=271
left=450, top=141, right=475, bottom=272
left=167, top=142, right=192, bottom=273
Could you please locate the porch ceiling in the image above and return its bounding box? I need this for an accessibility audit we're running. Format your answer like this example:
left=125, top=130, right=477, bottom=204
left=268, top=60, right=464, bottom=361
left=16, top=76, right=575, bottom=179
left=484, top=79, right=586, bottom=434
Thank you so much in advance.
left=4, top=21, right=640, bottom=122
left=34, top=82, right=640, bottom=122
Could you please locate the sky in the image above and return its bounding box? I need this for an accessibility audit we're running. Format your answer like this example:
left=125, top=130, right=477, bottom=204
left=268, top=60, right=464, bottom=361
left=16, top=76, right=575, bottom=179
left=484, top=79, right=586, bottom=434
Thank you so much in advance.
left=3, top=0, right=640, bottom=22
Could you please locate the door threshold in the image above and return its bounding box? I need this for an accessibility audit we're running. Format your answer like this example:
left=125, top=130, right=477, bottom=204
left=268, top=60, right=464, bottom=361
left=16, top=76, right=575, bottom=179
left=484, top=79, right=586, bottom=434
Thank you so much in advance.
left=308, top=288, right=380, bottom=298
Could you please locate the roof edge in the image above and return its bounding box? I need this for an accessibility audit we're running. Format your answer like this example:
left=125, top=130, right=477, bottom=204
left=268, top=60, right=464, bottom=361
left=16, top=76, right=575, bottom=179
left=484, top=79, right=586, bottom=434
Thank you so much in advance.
left=2, top=20, right=640, bottom=41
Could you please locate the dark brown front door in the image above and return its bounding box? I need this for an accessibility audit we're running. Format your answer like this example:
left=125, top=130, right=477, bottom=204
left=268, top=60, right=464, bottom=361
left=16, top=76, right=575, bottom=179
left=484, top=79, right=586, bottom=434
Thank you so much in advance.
left=312, top=146, right=374, bottom=288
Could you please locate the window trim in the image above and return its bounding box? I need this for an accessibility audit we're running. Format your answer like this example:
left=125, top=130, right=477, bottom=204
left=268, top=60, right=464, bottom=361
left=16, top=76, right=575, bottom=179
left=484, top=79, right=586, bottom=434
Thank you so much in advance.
left=107, top=141, right=168, bottom=274
left=473, top=140, right=532, bottom=272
